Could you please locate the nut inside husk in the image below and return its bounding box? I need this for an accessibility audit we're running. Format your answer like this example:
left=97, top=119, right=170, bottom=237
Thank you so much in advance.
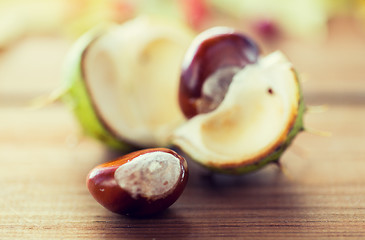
left=62, top=20, right=304, bottom=175
left=172, top=51, right=304, bottom=174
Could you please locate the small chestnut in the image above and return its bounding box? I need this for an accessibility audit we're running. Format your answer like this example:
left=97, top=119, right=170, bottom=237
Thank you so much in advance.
left=86, top=148, right=188, bottom=217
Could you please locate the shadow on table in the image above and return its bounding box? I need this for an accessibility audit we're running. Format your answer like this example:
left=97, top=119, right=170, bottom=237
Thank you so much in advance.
left=93, top=209, right=193, bottom=239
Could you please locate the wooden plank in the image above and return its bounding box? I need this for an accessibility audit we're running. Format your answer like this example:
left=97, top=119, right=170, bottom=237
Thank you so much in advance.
left=1, top=103, right=365, bottom=239
left=0, top=36, right=71, bottom=105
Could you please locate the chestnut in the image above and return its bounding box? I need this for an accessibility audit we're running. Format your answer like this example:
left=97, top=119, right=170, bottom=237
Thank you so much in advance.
left=179, top=27, right=260, bottom=118
left=86, top=148, right=188, bottom=217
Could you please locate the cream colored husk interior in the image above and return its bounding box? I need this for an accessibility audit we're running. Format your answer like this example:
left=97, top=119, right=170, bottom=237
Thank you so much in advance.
left=83, top=17, right=192, bottom=147
left=172, top=51, right=299, bottom=166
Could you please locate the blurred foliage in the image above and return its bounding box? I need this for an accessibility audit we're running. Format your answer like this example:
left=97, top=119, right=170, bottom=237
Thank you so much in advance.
left=0, top=0, right=133, bottom=48
left=0, top=0, right=363, bottom=49
left=210, top=0, right=349, bottom=39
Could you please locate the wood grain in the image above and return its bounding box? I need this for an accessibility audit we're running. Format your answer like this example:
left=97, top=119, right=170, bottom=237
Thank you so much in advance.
left=1, top=17, right=365, bottom=239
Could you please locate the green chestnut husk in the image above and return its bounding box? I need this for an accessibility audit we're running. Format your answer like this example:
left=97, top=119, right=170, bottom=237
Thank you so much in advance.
left=60, top=17, right=194, bottom=151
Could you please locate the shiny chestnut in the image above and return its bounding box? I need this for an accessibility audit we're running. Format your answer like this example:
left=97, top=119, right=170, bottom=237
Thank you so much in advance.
left=179, top=27, right=260, bottom=118
left=86, top=148, right=188, bottom=217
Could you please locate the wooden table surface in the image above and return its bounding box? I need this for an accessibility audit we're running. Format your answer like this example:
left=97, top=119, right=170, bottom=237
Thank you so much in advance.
left=1, top=17, right=365, bottom=239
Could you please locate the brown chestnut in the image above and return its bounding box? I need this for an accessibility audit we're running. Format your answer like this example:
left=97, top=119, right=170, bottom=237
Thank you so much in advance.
left=86, top=148, right=188, bottom=217
left=179, top=27, right=260, bottom=118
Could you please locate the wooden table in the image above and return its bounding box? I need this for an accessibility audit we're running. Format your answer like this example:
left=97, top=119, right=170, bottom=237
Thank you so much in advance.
left=1, top=17, right=365, bottom=239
